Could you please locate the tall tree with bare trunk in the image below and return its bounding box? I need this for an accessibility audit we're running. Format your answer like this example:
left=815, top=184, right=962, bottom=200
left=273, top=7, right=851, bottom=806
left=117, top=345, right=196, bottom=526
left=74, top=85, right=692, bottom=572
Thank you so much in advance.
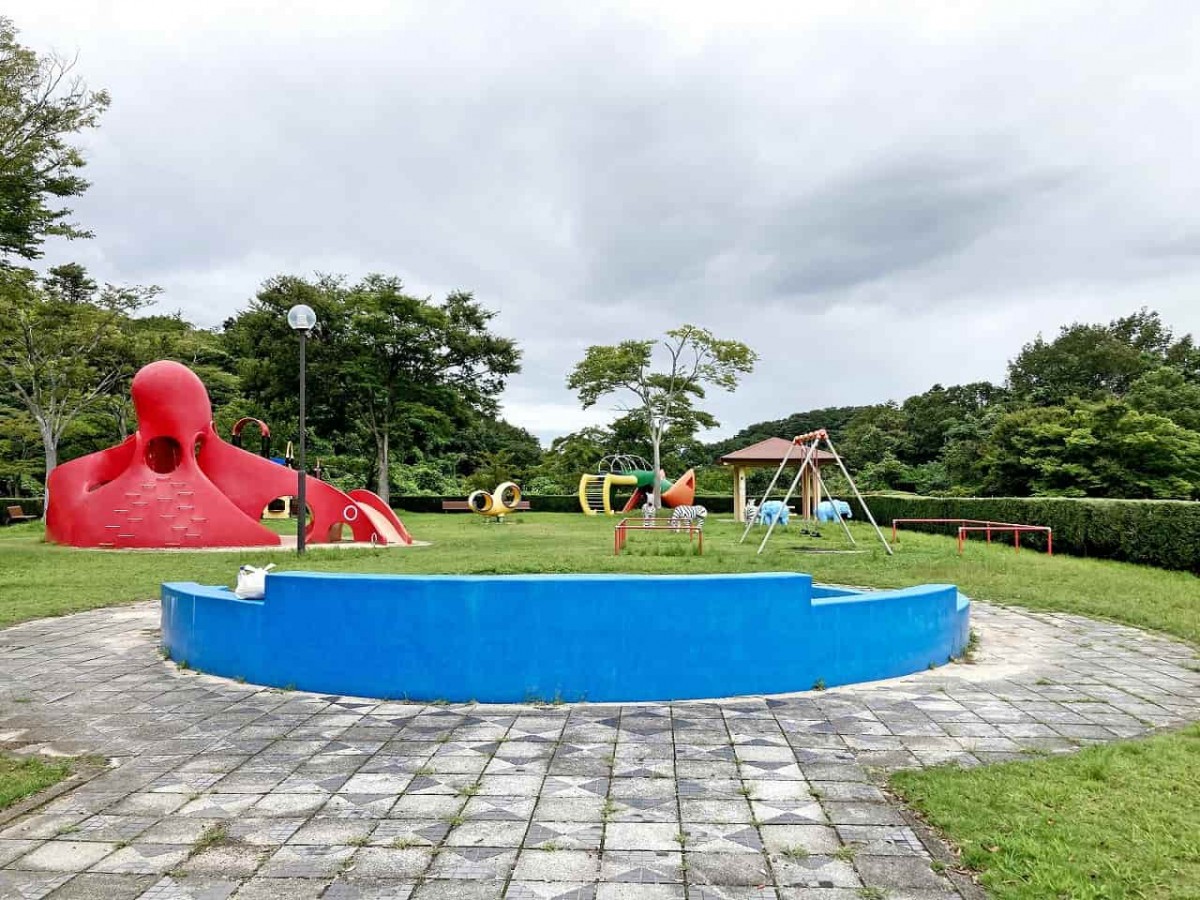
left=568, top=325, right=757, bottom=508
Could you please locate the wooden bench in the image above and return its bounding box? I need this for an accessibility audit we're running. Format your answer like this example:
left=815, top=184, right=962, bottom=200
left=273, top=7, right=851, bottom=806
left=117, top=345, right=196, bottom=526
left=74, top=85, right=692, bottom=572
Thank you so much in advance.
left=440, top=500, right=532, bottom=512
left=5, top=505, right=36, bottom=524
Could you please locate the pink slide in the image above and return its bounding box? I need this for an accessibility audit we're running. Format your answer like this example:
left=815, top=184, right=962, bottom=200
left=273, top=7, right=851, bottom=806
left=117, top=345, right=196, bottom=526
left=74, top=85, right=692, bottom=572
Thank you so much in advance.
left=348, top=489, right=413, bottom=545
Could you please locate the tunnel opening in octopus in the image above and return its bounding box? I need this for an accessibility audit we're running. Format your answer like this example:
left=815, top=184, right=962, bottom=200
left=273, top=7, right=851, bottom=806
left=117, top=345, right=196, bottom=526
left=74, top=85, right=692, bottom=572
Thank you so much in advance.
left=161, top=571, right=970, bottom=703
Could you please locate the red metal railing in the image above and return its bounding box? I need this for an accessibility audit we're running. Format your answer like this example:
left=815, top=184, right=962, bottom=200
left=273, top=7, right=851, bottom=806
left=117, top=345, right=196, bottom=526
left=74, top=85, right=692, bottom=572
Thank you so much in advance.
left=891, top=518, right=1052, bottom=556
left=614, top=517, right=704, bottom=555
left=957, top=524, right=1052, bottom=556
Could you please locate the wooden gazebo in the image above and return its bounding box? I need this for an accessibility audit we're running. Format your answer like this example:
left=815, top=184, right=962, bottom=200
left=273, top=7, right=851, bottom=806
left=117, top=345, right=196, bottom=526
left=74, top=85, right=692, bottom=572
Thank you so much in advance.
left=718, top=437, right=837, bottom=523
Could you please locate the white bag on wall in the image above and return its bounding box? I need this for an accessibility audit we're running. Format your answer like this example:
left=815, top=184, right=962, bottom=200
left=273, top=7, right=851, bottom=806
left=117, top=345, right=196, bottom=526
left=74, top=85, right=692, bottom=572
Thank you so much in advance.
left=234, top=564, right=276, bottom=599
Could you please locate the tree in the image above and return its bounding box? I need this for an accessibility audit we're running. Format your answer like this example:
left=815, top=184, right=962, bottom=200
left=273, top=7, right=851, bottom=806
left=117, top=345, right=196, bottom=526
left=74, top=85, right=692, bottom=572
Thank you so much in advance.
left=0, top=267, right=157, bottom=508
left=224, top=274, right=521, bottom=504
left=0, top=18, right=109, bottom=263
left=1007, top=309, right=1188, bottom=405
left=86, top=313, right=237, bottom=441
left=707, top=404, right=863, bottom=461
left=1126, top=367, right=1200, bottom=432
left=940, top=404, right=1006, bottom=493
left=980, top=400, right=1200, bottom=499
left=43, top=262, right=96, bottom=302
left=855, top=452, right=910, bottom=492
left=900, top=382, right=1008, bottom=464
left=610, top=405, right=715, bottom=475
left=838, top=403, right=909, bottom=470
left=532, top=426, right=612, bottom=493
left=568, top=325, right=757, bottom=507
left=1008, top=326, right=1146, bottom=405
left=466, top=451, right=519, bottom=492
left=0, top=397, right=40, bottom=495
left=453, top=415, right=542, bottom=480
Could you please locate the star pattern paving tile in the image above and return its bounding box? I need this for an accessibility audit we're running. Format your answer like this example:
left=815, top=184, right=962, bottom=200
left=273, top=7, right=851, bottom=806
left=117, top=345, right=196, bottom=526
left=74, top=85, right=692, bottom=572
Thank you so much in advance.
left=0, top=600, right=1195, bottom=898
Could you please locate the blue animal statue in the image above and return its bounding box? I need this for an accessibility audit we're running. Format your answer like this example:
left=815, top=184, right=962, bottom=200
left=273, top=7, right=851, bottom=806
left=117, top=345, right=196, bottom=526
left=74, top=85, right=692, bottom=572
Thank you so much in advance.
left=758, top=500, right=789, bottom=527
left=816, top=499, right=852, bottom=522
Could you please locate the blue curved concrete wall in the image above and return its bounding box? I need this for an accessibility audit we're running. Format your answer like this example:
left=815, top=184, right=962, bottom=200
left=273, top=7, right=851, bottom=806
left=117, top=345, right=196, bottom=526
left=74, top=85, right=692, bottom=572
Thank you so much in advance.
left=161, top=572, right=969, bottom=703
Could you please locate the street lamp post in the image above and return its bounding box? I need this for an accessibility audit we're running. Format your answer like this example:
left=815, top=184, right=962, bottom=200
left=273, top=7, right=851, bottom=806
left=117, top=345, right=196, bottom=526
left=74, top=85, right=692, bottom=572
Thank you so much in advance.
left=287, top=304, right=317, bottom=554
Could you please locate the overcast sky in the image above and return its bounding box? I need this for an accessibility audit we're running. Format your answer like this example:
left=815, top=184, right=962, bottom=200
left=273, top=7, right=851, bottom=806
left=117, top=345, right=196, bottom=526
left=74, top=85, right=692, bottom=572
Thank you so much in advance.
left=11, top=1, right=1200, bottom=444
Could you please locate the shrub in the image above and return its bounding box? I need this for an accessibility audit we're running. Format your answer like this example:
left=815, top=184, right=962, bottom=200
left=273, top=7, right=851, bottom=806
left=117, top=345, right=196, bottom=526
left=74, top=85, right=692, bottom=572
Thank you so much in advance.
left=390, top=460, right=464, bottom=496
left=521, top=475, right=570, bottom=496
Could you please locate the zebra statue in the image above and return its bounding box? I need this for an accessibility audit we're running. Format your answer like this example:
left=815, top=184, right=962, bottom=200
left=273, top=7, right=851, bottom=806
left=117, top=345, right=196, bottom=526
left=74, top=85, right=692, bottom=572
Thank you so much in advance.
left=743, top=498, right=759, bottom=524
left=641, top=499, right=657, bottom=526
left=670, top=505, right=708, bottom=532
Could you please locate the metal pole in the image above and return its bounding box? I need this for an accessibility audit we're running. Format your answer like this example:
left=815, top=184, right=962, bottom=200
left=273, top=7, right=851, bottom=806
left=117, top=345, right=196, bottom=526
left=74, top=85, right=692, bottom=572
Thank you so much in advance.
left=813, top=462, right=856, bottom=546
left=739, top=441, right=798, bottom=544
left=757, top=440, right=818, bottom=555
left=822, top=435, right=893, bottom=555
left=297, top=330, right=307, bottom=555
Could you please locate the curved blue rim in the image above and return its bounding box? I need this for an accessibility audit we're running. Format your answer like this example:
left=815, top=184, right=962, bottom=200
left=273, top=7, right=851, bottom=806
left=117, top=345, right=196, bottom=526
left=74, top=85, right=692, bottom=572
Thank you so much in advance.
left=162, top=571, right=970, bottom=703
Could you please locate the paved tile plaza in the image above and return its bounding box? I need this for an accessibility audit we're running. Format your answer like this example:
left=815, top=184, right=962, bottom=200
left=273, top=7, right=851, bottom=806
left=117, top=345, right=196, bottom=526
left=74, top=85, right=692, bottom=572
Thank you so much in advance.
left=0, top=600, right=1197, bottom=899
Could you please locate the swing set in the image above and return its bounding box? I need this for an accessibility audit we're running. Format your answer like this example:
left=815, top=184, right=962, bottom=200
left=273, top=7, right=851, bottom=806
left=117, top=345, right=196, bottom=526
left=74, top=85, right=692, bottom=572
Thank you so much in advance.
left=739, top=429, right=893, bottom=556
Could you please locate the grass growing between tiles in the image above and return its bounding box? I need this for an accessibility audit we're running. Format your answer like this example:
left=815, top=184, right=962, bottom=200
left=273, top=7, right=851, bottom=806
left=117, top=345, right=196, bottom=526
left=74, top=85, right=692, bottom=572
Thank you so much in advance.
left=0, top=755, right=72, bottom=811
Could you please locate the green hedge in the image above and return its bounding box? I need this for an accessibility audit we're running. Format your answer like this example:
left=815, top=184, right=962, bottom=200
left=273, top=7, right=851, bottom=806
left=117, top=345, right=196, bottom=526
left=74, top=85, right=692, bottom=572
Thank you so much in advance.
left=847, top=494, right=1200, bottom=573
left=1, top=498, right=42, bottom=525
left=391, top=494, right=737, bottom=514
left=390, top=495, right=578, bottom=514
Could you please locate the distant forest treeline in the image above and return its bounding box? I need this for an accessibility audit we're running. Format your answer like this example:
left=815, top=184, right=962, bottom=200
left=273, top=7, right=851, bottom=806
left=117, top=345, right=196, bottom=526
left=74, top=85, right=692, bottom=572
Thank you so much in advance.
left=3, top=261, right=1198, bottom=507
left=697, top=308, right=1200, bottom=500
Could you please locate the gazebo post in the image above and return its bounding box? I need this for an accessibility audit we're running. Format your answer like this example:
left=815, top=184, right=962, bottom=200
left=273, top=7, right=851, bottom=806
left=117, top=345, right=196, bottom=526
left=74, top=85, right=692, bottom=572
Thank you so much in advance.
left=732, top=465, right=747, bottom=523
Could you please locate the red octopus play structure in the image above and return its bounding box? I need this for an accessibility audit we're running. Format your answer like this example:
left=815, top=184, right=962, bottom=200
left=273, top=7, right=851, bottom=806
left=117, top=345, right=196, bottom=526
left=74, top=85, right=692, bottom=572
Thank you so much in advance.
left=46, top=360, right=412, bottom=549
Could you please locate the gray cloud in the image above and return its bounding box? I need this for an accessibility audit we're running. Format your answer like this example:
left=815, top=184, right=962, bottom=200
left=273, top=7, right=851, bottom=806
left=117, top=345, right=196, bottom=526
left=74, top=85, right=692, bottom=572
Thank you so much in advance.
left=11, top=0, right=1200, bottom=443
left=761, top=159, right=1073, bottom=297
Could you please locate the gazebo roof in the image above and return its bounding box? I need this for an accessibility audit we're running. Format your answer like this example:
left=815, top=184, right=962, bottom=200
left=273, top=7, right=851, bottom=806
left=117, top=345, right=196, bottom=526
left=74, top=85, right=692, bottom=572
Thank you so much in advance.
left=718, top=436, right=836, bottom=467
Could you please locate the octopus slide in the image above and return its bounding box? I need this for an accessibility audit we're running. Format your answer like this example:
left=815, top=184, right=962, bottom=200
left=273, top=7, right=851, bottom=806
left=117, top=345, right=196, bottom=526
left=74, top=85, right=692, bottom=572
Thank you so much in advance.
left=46, top=361, right=412, bottom=549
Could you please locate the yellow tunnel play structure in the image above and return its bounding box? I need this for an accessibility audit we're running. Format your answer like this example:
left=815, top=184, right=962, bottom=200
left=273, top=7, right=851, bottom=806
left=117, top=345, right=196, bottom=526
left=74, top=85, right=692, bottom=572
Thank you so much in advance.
left=577, top=467, right=696, bottom=515
left=578, top=473, right=639, bottom=516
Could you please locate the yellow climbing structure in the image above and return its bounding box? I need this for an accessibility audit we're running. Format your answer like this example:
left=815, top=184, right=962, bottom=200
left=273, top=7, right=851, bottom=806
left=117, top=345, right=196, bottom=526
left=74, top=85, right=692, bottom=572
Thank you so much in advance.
left=578, top=472, right=639, bottom=515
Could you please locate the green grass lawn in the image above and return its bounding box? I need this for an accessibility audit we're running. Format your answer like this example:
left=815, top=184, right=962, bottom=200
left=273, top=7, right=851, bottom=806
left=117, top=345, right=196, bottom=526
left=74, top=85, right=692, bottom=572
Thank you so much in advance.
left=0, top=755, right=72, bottom=811
left=893, top=724, right=1200, bottom=899
left=1, top=512, right=1197, bottom=644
